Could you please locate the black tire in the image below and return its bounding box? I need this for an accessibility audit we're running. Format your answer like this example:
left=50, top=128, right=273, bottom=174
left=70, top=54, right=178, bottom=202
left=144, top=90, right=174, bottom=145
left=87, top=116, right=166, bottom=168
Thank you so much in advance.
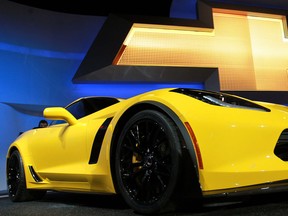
left=115, top=110, right=182, bottom=214
left=6, top=150, right=46, bottom=202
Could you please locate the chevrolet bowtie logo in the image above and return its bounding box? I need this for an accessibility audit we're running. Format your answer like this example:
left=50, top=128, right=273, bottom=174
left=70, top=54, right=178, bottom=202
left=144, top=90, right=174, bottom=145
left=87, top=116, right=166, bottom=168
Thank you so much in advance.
left=116, top=10, right=288, bottom=91
left=74, top=2, right=288, bottom=91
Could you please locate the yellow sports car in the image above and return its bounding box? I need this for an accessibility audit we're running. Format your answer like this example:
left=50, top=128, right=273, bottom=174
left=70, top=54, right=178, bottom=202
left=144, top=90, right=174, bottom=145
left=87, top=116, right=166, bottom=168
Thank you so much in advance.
left=6, top=88, right=288, bottom=214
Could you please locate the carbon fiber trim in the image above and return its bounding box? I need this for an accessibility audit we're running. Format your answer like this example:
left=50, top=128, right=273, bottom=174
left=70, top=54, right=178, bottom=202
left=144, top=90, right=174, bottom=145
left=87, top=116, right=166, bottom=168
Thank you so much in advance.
left=89, top=117, right=113, bottom=164
left=203, top=179, right=288, bottom=198
left=28, top=165, right=42, bottom=182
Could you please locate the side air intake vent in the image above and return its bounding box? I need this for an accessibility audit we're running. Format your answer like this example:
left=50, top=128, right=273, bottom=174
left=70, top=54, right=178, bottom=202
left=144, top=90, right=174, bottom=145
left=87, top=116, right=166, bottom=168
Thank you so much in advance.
left=274, top=129, right=288, bottom=161
left=28, top=165, right=43, bottom=182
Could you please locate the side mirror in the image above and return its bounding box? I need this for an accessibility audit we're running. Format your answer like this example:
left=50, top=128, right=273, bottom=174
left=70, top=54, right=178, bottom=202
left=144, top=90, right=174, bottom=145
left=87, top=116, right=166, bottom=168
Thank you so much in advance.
left=43, top=107, right=77, bottom=125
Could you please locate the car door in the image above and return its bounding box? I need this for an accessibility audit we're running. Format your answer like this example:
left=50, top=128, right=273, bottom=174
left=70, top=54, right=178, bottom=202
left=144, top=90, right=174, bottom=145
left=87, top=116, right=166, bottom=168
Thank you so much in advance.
left=27, top=99, right=91, bottom=182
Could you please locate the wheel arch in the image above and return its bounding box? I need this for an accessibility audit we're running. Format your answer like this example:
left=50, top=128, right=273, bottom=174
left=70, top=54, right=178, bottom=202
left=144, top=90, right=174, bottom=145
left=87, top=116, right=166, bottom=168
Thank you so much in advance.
left=6, top=145, right=20, bottom=164
left=6, top=146, right=18, bottom=170
left=110, top=101, right=202, bottom=200
left=7, top=146, right=18, bottom=157
left=6, top=144, right=35, bottom=185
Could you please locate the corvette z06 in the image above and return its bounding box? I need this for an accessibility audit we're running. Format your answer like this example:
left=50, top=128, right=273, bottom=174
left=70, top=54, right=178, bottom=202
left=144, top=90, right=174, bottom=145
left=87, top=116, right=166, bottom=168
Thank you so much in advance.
left=6, top=88, right=288, bottom=214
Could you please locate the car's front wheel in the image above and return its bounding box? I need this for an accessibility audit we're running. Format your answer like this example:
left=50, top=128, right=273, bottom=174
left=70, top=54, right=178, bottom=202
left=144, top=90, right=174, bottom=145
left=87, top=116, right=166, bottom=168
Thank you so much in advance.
left=115, top=110, right=182, bottom=214
left=6, top=150, right=46, bottom=202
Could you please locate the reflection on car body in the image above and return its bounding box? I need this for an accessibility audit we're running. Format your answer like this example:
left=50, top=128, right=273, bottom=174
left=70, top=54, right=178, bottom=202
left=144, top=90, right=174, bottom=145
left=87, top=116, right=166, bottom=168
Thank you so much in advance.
left=6, top=88, right=288, bottom=215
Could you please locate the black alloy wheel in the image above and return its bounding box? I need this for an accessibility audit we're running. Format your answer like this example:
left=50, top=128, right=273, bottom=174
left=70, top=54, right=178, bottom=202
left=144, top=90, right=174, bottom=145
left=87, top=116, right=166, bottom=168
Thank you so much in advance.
left=115, top=110, right=181, bottom=214
left=7, top=150, right=46, bottom=202
left=7, top=150, right=22, bottom=200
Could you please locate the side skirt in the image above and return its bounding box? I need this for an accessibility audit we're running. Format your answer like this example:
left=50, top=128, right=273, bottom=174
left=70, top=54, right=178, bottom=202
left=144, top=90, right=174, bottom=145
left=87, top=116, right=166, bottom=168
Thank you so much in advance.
left=203, top=180, right=288, bottom=199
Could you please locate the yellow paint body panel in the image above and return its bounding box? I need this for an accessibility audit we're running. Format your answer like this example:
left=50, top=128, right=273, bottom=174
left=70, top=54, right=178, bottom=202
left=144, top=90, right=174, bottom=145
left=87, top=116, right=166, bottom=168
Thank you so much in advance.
left=7, top=88, right=288, bottom=196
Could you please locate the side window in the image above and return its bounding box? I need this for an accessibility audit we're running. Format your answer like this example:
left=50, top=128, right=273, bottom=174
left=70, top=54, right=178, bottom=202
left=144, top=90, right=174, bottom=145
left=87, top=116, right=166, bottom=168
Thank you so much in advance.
left=66, top=100, right=86, bottom=119
left=50, top=100, right=87, bottom=125
left=49, top=97, right=121, bottom=126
